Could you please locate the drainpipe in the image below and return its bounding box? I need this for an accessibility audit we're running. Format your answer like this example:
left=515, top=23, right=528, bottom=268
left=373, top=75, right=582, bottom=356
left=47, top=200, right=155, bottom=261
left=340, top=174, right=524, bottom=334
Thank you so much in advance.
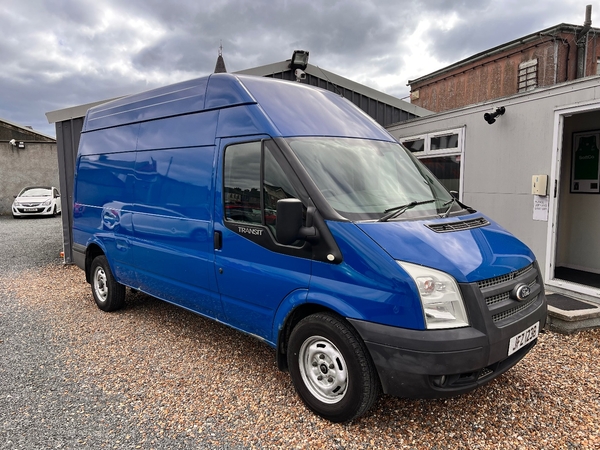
left=576, top=5, right=592, bottom=78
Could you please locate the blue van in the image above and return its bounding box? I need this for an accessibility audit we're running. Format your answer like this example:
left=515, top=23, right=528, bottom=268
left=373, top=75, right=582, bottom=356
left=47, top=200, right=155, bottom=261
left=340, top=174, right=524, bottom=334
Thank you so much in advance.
left=73, top=73, right=547, bottom=422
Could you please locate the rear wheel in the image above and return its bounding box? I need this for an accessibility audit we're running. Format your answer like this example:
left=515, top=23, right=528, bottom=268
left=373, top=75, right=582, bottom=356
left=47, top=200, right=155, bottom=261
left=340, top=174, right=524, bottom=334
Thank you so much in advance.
left=90, top=255, right=125, bottom=312
left=287, top=312, right=380, bottom=422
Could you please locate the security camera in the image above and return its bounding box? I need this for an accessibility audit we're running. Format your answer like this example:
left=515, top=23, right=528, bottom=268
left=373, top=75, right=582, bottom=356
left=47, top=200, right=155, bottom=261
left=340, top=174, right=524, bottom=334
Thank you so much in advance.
left=9, top=139, right=16, bottom=146
left=484, top=106, right=506, bottom=125
left=294, top=68, right=306, bottom=81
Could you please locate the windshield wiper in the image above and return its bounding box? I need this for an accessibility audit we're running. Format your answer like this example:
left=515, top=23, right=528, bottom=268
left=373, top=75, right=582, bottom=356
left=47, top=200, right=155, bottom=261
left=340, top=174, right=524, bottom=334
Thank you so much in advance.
left=439, top=197, right=456, bottom=218
left=378, top=199, right=436, bottom=222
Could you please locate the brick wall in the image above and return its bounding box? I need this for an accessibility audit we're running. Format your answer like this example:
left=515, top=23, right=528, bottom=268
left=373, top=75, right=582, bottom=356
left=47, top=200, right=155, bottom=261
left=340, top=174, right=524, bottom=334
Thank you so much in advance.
left=410, top=30, right=599, bottom=113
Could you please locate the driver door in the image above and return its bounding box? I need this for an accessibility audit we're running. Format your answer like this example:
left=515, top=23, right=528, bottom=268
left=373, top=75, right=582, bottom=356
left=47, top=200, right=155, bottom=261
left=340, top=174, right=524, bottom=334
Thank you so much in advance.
left=213, top=138, right=312, bottom=341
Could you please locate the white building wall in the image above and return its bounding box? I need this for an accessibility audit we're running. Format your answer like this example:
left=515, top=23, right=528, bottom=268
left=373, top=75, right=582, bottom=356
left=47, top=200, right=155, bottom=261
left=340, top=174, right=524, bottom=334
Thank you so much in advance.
left=387, top=76, right=600, bottom=277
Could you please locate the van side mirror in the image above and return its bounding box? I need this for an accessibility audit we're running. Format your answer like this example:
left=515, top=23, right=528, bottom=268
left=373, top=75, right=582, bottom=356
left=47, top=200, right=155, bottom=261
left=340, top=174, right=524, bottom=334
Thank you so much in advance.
left=450, top=190, right=459, bottom=199
left=276, top=198, right=318, bottom=245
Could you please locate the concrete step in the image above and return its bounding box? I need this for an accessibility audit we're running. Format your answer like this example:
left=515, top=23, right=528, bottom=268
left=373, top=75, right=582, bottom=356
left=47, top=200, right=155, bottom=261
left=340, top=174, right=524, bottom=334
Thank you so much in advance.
left=545, top=292, right=600, bottom=334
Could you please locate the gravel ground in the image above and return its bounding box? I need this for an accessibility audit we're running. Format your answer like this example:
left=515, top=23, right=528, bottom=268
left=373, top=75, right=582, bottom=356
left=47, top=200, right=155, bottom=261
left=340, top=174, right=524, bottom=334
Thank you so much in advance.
left=1, top=214, right=600, bottom=449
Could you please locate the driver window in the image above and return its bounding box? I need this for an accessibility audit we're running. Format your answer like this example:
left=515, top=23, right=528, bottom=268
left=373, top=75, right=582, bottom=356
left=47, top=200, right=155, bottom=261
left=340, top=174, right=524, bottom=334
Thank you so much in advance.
left=223, top=141, right=300, bottom=238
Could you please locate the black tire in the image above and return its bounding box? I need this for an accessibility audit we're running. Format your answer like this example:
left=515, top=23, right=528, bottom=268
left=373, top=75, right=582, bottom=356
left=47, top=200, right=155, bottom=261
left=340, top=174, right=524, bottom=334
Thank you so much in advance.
left=52, top=205, right=58, bottom=216
left=287, top=312, right=380, bottom=422
left=90, top=255, right=125, bottom=312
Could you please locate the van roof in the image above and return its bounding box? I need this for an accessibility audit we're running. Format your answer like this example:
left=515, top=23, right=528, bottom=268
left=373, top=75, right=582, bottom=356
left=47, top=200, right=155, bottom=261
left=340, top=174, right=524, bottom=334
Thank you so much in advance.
left=83, top=73, right=393, bottom=141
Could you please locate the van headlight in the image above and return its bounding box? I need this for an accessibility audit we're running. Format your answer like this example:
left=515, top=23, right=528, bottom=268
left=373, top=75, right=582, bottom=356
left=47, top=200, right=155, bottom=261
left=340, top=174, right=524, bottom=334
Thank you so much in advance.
left=398, top=261, right=469, bottom=329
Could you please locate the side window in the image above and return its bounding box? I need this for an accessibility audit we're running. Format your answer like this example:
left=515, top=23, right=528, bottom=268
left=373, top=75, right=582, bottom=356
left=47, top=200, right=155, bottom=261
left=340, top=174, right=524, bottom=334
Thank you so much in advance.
left=518, top=59, right=538, bottom=93
left=403, top=137, right=425, bottom=154
left=224, top=142, right=262, bottom=225
left=400, top=127, right=464, bottom=198
left=263, top=147, right=299, bottom=230
left=223, top=140, right=301, bottom=244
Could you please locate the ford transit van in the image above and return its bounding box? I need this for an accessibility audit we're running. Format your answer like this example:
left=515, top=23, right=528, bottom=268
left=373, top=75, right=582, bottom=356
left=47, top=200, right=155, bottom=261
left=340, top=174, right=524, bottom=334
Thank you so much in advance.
left=73, top=73, right=547, bottom=422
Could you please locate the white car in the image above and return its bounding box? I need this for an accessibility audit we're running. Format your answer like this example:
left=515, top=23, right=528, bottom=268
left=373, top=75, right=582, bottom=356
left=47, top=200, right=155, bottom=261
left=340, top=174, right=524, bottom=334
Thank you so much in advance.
left=12, top=186, right=62, bottom=218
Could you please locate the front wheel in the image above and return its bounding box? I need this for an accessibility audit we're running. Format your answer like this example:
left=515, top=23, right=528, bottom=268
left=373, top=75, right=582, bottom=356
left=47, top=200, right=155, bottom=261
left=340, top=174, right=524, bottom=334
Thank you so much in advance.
left=90, top=255, right=125, bottom=312
left=287, top=312, right=380, bottom=422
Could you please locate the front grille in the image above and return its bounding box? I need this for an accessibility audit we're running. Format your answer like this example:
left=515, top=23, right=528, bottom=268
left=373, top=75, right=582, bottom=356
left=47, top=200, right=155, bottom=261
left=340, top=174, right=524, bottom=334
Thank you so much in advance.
left=478, top=264, right=534, bottom=289
left=426, top=217, right=490, bottom=233
left=485, top=291, right=510, bottom=307
left=485, top=279, right=537, bottom=307
left=476, top=263, right=541, bottom=327
left=492, top=295, right=538, bottom=323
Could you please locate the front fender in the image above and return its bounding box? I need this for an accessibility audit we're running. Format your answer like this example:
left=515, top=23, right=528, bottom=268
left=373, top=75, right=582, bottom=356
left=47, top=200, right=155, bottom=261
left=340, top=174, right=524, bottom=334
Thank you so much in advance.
left=271, top=288, right=309, bottom=345
left=271, top=289, right=368, bottom=347
left=272, top=290, right=368, bottom=372
left=304, top=291, right=365, bottom=320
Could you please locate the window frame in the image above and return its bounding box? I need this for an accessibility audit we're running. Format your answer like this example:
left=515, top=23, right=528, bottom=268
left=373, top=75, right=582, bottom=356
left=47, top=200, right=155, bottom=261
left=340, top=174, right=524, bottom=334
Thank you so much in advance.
left=221, top=138, right=311, bottom=251
left=223, top=140, right=263, bottom=226
left=518, top=59, right=538, bottom=93
left=399, top=127, right=465, bottom=200
left=400, top=127, right=464, bottom=156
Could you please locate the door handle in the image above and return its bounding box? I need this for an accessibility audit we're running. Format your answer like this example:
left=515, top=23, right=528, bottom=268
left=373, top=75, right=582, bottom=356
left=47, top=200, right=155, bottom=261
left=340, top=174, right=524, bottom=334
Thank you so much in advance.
left=214, top=231, right=222, bottom=250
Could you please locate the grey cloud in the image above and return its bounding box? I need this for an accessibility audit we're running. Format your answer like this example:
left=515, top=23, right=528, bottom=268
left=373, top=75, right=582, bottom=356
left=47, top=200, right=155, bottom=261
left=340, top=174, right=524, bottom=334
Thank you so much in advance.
left=0, top=0, right=590, bottom=136
left=41, top=0, right=103, bottom=27
left=421, top=0, right=587, bottom=64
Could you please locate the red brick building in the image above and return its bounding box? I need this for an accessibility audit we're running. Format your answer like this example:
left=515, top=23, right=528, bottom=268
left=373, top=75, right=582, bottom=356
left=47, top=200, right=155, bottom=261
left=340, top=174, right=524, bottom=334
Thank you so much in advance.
left=409, top=8, right=600, bottom=112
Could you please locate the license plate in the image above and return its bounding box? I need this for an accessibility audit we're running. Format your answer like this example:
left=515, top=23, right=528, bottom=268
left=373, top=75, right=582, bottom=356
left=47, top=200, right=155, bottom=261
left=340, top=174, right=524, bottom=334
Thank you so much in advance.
left=508, top=322, right=539, bottom=356
left=24, top=208, right=38, bottom=211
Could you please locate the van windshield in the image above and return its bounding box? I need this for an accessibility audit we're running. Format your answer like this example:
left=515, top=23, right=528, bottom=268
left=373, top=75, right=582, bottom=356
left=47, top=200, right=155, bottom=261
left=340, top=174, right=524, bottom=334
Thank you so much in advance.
left=287, top=137, right=463, bottom=221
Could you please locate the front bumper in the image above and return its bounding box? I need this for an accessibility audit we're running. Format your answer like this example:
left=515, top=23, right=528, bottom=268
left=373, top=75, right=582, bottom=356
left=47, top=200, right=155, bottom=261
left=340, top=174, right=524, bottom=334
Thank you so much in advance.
left=349, top=263, right=547, bottom=398
left=12, top=205, right=55, bottom=216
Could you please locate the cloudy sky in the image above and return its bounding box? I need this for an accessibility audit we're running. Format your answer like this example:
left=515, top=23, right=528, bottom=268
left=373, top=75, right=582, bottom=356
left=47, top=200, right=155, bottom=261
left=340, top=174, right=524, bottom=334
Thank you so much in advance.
left=0, top=0, right=594, bottom=137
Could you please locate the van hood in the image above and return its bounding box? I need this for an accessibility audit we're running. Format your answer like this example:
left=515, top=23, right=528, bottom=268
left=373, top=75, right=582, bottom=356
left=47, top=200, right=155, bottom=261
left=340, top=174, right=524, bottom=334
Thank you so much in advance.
left=355, top=214, right=535, bottom=283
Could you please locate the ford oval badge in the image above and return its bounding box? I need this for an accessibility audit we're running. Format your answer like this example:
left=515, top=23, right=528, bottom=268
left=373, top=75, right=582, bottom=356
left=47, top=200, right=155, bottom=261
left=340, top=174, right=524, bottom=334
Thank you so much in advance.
left=512, top=283, right=531, bottom=301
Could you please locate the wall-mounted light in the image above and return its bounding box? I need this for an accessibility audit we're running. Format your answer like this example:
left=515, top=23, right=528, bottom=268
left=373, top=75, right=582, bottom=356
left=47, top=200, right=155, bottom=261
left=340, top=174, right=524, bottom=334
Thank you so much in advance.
left=484, top=107, right=506, bottom=125
left=290, top=50, right=309, bottom=82
left=290, top=50, right=309, bottom=71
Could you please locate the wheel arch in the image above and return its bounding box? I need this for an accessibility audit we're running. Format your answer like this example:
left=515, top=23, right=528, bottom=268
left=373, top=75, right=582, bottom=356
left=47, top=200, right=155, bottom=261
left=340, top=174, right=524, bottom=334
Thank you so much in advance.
left=84, top=243, right=106, bottom=283
left=276, top=302, right=365, bottom=373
